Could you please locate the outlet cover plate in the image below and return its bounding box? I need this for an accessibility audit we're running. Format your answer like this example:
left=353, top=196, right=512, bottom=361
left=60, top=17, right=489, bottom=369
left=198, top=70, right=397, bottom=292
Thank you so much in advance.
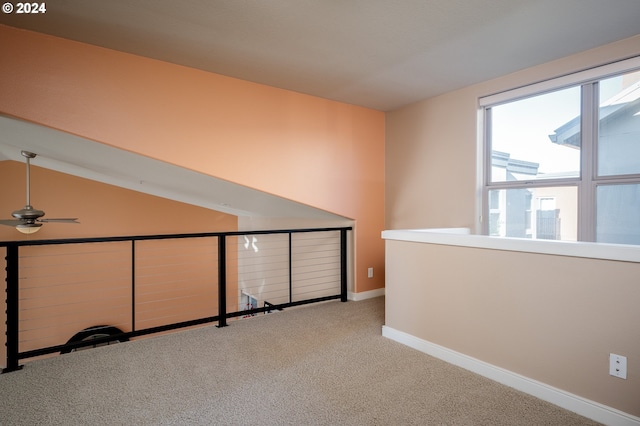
left=609, top=353, right=627, bottom=379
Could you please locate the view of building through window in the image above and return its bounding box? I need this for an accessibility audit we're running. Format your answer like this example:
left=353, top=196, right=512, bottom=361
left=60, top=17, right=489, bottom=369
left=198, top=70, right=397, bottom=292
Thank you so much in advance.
left=490, top=86, right=581, bottom=181
left=485, top=68, right=640, bottom=244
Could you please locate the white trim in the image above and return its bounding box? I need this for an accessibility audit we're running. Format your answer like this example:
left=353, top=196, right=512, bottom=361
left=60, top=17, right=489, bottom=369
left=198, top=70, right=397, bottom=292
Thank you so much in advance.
left=381, top=228, right=640, bottom=263
left=348, top=287, right=384, bottom=301
left=479, top=55, right=640, bottom=107
left=382, top=326, right=640, bottom=426
left=476, top=107, right=486, bottom=235
left=477, top=58, right=640, bottom=247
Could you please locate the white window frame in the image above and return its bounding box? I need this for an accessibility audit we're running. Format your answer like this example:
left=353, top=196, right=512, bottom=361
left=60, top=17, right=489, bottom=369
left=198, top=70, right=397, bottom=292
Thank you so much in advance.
left=478, top=55, right=640, bottom=243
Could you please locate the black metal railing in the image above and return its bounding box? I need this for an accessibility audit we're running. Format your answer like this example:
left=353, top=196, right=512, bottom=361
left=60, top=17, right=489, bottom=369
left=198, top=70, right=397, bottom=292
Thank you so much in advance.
left=1, top=227, right=351, bottom=373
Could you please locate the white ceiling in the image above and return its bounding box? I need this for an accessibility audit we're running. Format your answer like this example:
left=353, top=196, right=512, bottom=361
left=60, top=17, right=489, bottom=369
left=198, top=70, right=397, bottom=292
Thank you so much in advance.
left=2, top=0, right=640, bottom=111
left=1, top=0, right=640, bottom=220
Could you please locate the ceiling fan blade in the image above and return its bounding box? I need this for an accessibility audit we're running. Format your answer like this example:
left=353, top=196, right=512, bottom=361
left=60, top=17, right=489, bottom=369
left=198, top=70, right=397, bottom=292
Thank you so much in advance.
left=0, top=219, right=22, bottom=226
left=38, top=218, right=80, bottom=223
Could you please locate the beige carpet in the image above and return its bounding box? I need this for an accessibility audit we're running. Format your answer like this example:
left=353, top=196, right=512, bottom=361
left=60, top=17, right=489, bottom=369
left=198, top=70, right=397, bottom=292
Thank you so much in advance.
left=0, top=297, right=600, bottom=425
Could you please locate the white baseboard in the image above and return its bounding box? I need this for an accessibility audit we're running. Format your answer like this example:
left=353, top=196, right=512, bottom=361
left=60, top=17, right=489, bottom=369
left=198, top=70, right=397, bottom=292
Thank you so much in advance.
left=382, top=326, right=640, bottom=426
left=348, top=287, right=385, bottom=301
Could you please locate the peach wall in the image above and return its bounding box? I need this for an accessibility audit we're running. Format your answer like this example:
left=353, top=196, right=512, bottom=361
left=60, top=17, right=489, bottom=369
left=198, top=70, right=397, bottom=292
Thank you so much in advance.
left=1, top=161, right=239, bottom=367
left=0, top=25, right=385, bottom=292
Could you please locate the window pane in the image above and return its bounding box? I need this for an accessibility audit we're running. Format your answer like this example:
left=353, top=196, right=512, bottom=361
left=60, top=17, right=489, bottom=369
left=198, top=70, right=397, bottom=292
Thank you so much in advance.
left=596, top=184, right=640, bottom=245
left=488, top=187, right=577, bottom=241
left=598, top=70, right=640, bottom=176
left=490, top=87, right=581, bottom=183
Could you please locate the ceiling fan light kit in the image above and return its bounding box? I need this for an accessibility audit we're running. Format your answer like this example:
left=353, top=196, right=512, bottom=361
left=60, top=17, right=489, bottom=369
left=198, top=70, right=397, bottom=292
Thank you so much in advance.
left=1, top=150, right=79, bottom=235
left=16, top=223, right=43, bottom=234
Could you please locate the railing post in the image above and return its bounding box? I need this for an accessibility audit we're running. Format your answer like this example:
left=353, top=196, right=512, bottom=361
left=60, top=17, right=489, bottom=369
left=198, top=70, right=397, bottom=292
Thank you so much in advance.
left=217, top=235, right=228, bottom=327
left=131, top=240, right=136, bottom=333
left=288, top=232, right=293, bottom=303
left=3, top=244, right=23, bottom=373
left=340, top=229, right=348, bottom=302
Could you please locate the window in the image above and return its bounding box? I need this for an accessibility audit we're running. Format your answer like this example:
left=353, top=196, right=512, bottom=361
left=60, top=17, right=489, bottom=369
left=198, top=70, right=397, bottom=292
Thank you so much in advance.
left=481, top=59, right=640, bottom=245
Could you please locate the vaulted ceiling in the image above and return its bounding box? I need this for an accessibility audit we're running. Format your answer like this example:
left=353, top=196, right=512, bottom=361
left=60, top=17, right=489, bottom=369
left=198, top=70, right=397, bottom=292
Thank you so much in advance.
left=1, top=0, right=639, bottom=219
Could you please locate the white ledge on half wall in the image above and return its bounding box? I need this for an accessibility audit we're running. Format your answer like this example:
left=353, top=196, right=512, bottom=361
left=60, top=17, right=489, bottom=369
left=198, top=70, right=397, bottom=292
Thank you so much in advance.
left=381, top=228, right=640, bottom=264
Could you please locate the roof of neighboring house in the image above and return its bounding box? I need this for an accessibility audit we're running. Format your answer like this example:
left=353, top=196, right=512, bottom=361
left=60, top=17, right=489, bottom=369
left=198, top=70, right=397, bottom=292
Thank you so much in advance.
left=549, top=80, right=640, bottom=149
left=492, top=151, right=539, bottom=176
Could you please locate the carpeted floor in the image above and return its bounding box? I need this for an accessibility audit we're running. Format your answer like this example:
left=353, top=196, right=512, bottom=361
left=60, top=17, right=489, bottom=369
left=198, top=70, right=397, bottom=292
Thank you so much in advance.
left=0, top=297, right=600, bottom=425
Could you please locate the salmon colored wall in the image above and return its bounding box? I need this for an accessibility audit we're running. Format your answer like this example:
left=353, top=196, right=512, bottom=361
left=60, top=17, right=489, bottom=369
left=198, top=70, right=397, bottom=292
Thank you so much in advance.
left=0, top=25, right=385, bottom=293
left=0, top=161, right=239, bottom=367
left=0, top=161, right=238, bottom=240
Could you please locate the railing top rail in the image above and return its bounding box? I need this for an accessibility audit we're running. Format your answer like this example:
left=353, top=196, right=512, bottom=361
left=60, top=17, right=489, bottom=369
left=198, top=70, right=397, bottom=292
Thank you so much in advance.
left=0, top=226, right=353, bottom=247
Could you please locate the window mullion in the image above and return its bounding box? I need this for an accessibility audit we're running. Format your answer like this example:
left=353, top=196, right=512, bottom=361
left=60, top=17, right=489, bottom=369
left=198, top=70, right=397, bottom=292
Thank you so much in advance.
left=481, top=59, right=640, bottom=244
left=481, top=108, right=492, bottom=235
left=486, top=179, right=580, bottom=190
left=578, top=83, right=597, bottom=242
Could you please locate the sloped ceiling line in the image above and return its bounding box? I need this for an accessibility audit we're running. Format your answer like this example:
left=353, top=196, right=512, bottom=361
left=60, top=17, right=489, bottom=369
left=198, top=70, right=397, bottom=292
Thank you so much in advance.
left=0, top=116, right=346, bottom=221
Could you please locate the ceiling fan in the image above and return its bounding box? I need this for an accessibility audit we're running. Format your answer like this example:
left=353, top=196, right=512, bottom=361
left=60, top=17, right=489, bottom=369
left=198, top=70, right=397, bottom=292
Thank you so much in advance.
left=1, top=150, right=79, bottom=234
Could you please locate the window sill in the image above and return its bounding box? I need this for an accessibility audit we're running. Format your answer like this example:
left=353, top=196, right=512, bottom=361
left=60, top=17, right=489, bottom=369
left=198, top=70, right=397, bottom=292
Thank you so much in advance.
left=381, top=228, right=640, bottom=263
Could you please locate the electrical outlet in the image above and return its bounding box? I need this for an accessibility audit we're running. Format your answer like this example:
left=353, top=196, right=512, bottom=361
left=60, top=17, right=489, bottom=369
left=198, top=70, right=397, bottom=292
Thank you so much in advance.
left=367, top=267, right=374, bottom=278
left=609, top=353, right=627, bottom=379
